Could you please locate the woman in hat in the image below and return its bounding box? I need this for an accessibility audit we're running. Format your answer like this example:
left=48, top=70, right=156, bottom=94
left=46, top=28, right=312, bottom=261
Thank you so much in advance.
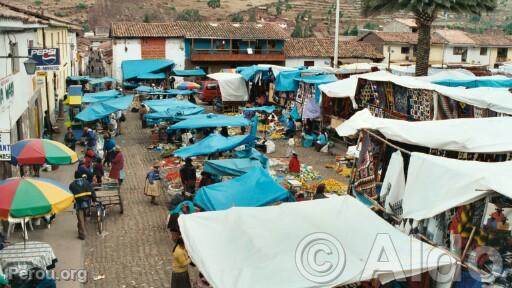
left=109, top=146, right=125, bottom=186
left=144, top=161, right=162, bottom=205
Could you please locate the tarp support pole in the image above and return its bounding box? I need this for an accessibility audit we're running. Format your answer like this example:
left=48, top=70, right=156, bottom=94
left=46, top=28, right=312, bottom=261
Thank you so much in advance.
left=363, top=129, right=412, bottom=155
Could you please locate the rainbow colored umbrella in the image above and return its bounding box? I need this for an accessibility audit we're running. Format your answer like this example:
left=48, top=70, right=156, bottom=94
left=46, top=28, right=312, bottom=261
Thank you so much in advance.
left=11, top=139, right=78, bottom=166
left=177, top=81, right=200, bottom=90
left=0, top=177, right=74, bottom=220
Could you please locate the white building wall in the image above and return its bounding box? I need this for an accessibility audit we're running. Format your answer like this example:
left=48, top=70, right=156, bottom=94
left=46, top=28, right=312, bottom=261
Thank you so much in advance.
left=0, top=28, right=38, bottom=131
left=165, top=38, right=186, bottom=70
left=285, top=58, right=331, bottom=68
left=467, top=47, right=490, bottom=65
left=112, top=39, right=141, bottom=82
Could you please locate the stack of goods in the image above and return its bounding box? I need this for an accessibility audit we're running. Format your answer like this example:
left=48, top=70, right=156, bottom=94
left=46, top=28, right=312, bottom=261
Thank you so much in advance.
left=321, top=179, right=348, bottom=195
left=299, top=165, right=321, bottom=183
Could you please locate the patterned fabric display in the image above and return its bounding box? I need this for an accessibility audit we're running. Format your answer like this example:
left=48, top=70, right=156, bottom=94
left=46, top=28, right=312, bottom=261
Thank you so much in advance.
left=408, top=89, right=432, bottom=121
left=385, top=82, right=394, bottom=110
left=392, top=84, right=408, bottom=115
left=354, top=132, right=377, bottom=197
left=374, top=82, right=387, bottom=109
left=437, top=94, right=458, bottom=120
left=473, top=107, right=488, bottom=118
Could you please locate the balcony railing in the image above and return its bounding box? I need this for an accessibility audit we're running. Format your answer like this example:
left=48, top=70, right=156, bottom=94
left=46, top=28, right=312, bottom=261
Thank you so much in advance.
left=190, top=48, right=285, bottom=62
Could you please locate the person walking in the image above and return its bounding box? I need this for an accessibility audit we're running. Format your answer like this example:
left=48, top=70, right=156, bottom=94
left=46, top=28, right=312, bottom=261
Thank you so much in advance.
left=171, top=236, right=192, bottom=288
left=179, top=157, right=196, bottom=194
left=102, top=133, right=116, bottom=167
left=285, top=116, right=296, bottom=139
left=93, top=158, right=104, bottom=185
left=43, top=111, right=53, bottom=139
left=144, top=161, right=162, bottom=205
left=69, top=172, right=96, bottom=240
left=64, top=127, right=77, bottom=150
left=109, top=146, right=125, bottom=186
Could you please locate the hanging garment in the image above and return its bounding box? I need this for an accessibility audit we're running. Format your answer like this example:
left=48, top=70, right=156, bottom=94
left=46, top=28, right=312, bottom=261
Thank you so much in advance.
left=381, top=151, right=406, bottom=217
left=392, top=84, right=409, bottom=115
left=354, top=132, right=377, bottom=197
left=385, top=82, right=394, bottom=111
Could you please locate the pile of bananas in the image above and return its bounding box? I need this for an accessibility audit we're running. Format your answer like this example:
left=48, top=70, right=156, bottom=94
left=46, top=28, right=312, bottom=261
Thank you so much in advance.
left=270, top=132, right=285, bottom=140
left=321, top=179, right=348, bottom=195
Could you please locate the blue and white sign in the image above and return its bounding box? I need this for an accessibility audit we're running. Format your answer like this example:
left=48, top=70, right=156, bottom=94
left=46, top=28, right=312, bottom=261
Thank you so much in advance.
left=29, top=48, right=60, bottom=71
left=0, top=131, right=11, bottom=161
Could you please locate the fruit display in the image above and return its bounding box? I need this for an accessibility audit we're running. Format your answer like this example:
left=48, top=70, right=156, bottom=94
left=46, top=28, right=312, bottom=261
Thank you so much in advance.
left=299, top=165, right=321, bottom=182
left=321, top=179, right=348, bottom=195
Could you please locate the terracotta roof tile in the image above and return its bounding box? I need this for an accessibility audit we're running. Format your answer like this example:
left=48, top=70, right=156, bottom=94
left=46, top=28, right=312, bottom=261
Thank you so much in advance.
left=284, top=38, right=384, bottom=59
left=111, top=22, right=289, bottom=40
left=368, top=32, right=444, bottom=45
left=468, top=34, right=512, bottom=47
left=395, top=18, right=417, bottom=28
left=435, top=30, right=475, bottom=45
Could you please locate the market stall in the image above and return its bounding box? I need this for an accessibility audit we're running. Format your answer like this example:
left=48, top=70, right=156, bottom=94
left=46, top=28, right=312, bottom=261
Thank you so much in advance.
left=75, top=96, right=133, bottom=122
left=82, top=90, right=122, bottom=104
left=178, top=196, right=456, bottom=288
left=207, top=73, right=248, bottom=113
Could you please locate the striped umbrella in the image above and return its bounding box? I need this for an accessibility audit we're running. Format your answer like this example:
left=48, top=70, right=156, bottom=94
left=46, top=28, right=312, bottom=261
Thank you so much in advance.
left=177, top=81, right=200, bottom=90
left=11, top=139, right=78, bottom=166
left=0, top=177, right=74, bottom=220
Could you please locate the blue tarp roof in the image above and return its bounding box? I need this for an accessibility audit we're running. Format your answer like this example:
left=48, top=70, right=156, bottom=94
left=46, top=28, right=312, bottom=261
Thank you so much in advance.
left=148, top=89, right=194, bottom=96
left=238, top=65, right=271, bottom=81
left=170, top=114, right=250, bottom=130
left=143, top=99, right=199, bottom=112
left=173, top=69, right=206, bottom=77
left=88, top=77, right=116, bottom=85
left=122, top=59, right=174, bottom=81
left=234, top=147, right=269, bottom=168
left=144, top=106, right=204, bottom=121
left=82, top=90, right=121, bottom=103
left=137, top=72, right=167, bottom=80
left=67, top=76, right=90, bottom=81
left=174, top=133, right=249, bottom=159
left=433, top=79, right=512, bottom=88
left=135, top=85, right=162, bottom=93
left=275, top=70, right=301, bottom=92
left=203, top=158, right=263, bottom=177
left=295, top=74, right=338, bottom=84
left=75, top=96, right=133, bottom=122
left=194, top=167, right=294, bottom=211
left=241, top=106, right=276, bottom=114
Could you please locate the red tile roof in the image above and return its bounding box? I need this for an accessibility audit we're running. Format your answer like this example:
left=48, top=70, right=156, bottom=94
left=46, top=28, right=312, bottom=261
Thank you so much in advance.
left=111, top=22, right=289, bottom=40
left=284, top=38, right=384, bottom=59
left=394, top=18, right=417, bottom=28
left=363, top=32, right=444, bottom=45
left=435, top=29, right=475, bottom=45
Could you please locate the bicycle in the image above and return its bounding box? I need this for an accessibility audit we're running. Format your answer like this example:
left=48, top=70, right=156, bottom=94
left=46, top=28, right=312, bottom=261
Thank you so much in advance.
left=95, top=201, right=106, bottom=235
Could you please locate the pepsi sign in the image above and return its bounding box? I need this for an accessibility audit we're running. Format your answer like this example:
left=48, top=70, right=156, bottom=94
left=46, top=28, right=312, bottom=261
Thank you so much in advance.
left=28, top=48, right=60, bottom=69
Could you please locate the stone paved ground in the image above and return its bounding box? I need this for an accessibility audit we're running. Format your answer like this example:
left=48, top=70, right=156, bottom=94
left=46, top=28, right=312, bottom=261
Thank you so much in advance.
left=82, top=106, right=349, bottom=287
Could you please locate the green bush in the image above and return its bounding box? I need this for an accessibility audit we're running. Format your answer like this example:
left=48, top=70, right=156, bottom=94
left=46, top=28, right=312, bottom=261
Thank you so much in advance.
left=231, top=13, right=244, bottom=22
left=54, top=11, right=66, bottom=17
left=176, top=9, right=202, bottom=22
left=77, top=2, right=87, bottom=9
left=34, top=0, right=42, bottom=6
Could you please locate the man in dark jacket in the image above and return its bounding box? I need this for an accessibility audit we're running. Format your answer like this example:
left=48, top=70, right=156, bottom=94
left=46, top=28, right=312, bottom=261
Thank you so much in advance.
left=69, top=172, right=96, bottom=240
left=179, top=157, right=196, bottom=193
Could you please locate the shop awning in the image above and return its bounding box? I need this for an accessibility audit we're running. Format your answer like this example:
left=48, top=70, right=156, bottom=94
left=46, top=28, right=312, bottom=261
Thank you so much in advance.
left=82, top=90, right=121, bottom=103
left=274, top=70, right=301, bottom=92
left=75, top=96, right=133, bottom=122
left=193, top=167, right=293, bottom=211
left=136, top=72, right=167, bottom=80
left=170, top=114, right=250, bottom=130
left=179, top=196, right=456, bottom=288
left=121, top=59, right=174, bottom=81
left=337, top=109, right=512, bottom=153
left=403, top=153, right=512, bottom=220
left=173, top=69, right=206, bottom=77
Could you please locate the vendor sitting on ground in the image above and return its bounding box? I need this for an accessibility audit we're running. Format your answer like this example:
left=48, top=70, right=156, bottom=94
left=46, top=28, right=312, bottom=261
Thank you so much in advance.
left=315, top=129, right=329, bottom=152
left=288, top=153, right=301, bottom=174
left=313, top=183, right=327, bottom=200
left=144, top=161, right=162, bottom=205
left=285, top=116, right=296, bottom=138
left=199, top=171, right=214, bottom=188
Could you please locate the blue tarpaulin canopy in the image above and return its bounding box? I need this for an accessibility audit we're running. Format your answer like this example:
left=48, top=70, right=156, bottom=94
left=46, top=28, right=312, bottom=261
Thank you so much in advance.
left=137, top=72, right=167, bottom=80
left=67, top=76, right=90, bottom=81
left=135, top=85, right=163, bottom=93
left=275, top=70, right=301, bottom=92
left=75, top=96, right=133, bottom=122
left=148, top=89, right=194, bottom=96
left=144, top=106, right=204, bottom=121
left=433, top=79, right=512, bottom=88
left=234, top=148, right=269, bottom=168
left=170, top=114, right=250, bottom=130
left=238, top=65, right=272, bottom=81
left=194, top=168, right=294, bottom=211
left=203, top=158, right=263, bottom=177
left=122, top=59, right=174, bottom=81
left=88, top=77, right=116, bottom=85
left=241, top=106, right=276, bottom=114
left=82, top=90, right=121, bottom=103
left=174, top=133, right=249, bottom=159
left=143, top=99, right=199, bottom=112
left=173, top=69, right=206, bottom=77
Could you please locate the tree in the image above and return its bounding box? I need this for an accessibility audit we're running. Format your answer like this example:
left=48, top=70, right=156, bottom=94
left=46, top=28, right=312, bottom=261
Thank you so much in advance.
left=349, top=26, right=359, bottom=36
left=362, top=0, right=497, bottom=76
left=363, top=21, right=378, bottom=30
left=248, top=10, right=257, bottom=22
left=207, top=0, right=221, bottom=9
left=504, top=21, right=512, bottom=35
left=143, top=13, right=152, bottom=23
left=231, top=13, right=244, bottom=22
left=291, top=21, right=303, bottom=38
left=275, top=0, right=283, bottom=16
left=176, top=9, right=202, bottom=22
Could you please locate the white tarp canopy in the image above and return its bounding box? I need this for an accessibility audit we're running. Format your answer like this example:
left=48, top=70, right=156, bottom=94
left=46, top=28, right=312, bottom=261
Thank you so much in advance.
left=320, top=71, right=512, bottom=114
left=402, top=153, right=512, bottom=220
left=336, top=109, right=512, bottom=153
left=419, top=69, right=508, bottom=82
left=179, top=196, right=456, bottom=288
left=208, top=72, right=249, bottom=102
